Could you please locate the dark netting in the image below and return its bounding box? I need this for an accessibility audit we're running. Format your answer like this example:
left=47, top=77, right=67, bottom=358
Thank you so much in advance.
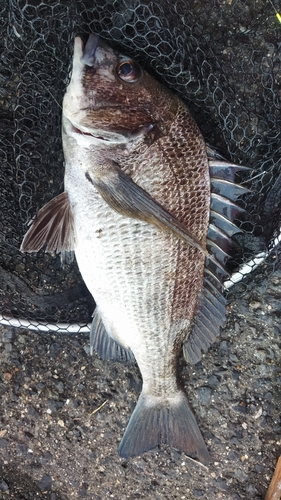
left=0, top=0, right=280, bottom=329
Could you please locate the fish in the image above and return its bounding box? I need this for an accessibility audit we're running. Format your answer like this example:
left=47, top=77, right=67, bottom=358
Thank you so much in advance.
left=21, top=34, right=248, bottom=466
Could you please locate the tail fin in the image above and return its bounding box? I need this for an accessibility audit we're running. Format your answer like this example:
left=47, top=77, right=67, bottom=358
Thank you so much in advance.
left=118, top=391, right=209, bottom=466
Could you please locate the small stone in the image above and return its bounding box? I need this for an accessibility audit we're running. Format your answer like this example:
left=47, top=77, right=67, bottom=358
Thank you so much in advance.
left=254, top=407, right=263, bottom=419
left=78, top=488, right=88, bottom=497
left=246, top=484, right=258, bottom=494
left=0, top=480, right=9, bottom=491
left=50, top=343, right=62, bottom=357
left=207, top=375, right=219, bottom=387
left=2, top=331, right=12, bottom=342
left=234, top=322, right=240, bottom=333
left=232, top=402, right=246, bottom=414
left=192, top=489, right=204, bottom=498
left=267, top=348, right=275, bottom=359
left=56, top=381, right=64, bottom=393
left=18, top=443, right=28, bottom=455
left=15, top=263, right=25, bottom=273
left=234, top=468, right=248, bottom=482
left=249, top=301, right=261, bottom=310
left=227, top=451, right=239, bottom=460
left=219, top=341, right=228, bottom=355
left=28, top=406, right=40, bottom=419
left=265, top=392, right=273, bottom=401
left=3, top=372, right=12, bottom=382
left=35, top=382, right=45, bottom=391
left=255, top=464, right=264, bottom=473
left=83, top=345, right=90, bottom=355
left=38, top=473, right=52, bottom=491
left=255, top=349, right=266, bottom=361
left=170, top=448, right=181, bottom=461
left=217, top=478, right=229, bottom=491
left=196, top=386, right=212, bottom=405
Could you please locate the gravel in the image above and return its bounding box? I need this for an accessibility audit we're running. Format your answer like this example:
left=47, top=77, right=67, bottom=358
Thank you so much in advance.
left=0, top=268, right=280, bottom=499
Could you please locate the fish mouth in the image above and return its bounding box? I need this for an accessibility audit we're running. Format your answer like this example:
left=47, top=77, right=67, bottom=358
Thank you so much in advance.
left=67, top=119, right=130, bottom=144
left=71, top=124, right=110, bottom=142
left=70, top=121, right=156, bottom=144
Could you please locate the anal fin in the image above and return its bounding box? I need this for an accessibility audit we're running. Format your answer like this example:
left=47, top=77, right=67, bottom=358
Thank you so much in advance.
left=90, top=309, right=135, bottom=364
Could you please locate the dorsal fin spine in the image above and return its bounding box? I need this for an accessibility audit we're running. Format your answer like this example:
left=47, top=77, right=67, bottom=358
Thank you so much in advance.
left=183, top=154, right=248, bottom=365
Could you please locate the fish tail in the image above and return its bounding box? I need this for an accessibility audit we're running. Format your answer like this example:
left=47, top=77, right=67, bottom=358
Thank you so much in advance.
left=118, top=391, right=209, bottom=466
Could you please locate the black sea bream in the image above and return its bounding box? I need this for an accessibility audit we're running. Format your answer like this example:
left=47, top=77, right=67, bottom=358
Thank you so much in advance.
left=21, top=34, right=248, bottom=465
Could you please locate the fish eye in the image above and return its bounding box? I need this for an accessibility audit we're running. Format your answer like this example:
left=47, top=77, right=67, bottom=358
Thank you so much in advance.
left=117, top=60, right=141, bottom=82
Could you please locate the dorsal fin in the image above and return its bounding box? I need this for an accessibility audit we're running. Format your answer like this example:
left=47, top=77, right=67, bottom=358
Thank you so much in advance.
left=207, top=145, right=250, bottom=181
left=210, top=178, right=249, bottom=201
left=183, top=151, right=248, bottom=365
left=206, top=239, right=229, bottom=266
left=207, top=223, right=233, bottom=253
left=210, top=211, right=242, bottom=237
left=211, top=193, right=245, bottom=220
left=20, top=192, right=75, bottom=253
left=209, top=161, right=250, bottom=181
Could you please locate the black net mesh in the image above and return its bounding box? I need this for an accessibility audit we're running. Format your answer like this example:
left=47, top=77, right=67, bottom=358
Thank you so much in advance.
left=1, top=0, right=281, bottom=328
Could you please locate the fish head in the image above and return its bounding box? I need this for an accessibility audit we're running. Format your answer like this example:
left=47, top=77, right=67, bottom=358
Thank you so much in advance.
left=62, top=34, right=177, bottom=148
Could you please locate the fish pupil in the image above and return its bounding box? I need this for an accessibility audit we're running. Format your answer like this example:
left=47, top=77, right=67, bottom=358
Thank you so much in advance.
left=119, top=62, right=133, bottom=75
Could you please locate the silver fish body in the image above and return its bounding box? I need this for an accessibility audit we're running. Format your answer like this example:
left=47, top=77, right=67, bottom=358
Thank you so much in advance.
left=21, top=34, right=247, bottom=465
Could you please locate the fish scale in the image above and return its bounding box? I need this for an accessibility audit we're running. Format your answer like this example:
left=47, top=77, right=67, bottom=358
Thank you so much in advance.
left=118, top=132, right=208, bottom=326
left=119, top=106, right=210, bottom=238
left=21, top=33, right=248, bottom=465
left=74, top=198, right=181, bottom=345
left=70, top=145, right=204, bottom=415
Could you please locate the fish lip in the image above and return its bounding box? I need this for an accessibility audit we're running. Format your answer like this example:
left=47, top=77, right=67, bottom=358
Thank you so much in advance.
left=80, top=34, right=100, bottom=67
left=80, top=103, right=122, bottom=111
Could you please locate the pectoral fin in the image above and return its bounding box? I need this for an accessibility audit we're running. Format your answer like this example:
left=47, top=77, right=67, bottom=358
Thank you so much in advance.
left=86, top=163, right=207, bottom=255
left=20, top=192, right=75, bottom=253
